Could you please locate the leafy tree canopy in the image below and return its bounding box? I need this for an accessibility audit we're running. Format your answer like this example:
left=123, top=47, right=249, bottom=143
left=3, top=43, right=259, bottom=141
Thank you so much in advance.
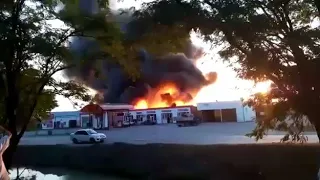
left=130, top=0, right=320, bottom=141
left=0, top=69, right=58, bottom=129
left=0, top=0, right=193, bottom=168
left=0, top=68, right=58, bottom=129
left=0, top=0, right=195, bottom=168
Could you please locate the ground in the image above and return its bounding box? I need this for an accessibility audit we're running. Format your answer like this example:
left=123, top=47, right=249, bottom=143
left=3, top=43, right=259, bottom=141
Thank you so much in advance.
left=20, top=122, right=319, bottom=145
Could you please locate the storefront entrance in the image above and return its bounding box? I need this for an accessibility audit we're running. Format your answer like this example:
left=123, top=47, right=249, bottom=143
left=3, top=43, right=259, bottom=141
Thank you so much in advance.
left=95, top=116, right=104, bottom=129
left=81, top=115, right=93, bottom=128
left=137, top=114, right=146, bottom=124
left=124, top=114, right=134, bottom=126
left=80, top=104, right=104, bottom=128
left=147, top=114, right=157, bottom=124
left=161, top=113, right=173, bottom=123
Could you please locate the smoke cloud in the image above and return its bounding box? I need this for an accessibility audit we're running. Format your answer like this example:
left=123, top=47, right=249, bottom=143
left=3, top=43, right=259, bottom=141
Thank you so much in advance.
left=66, top=0, right=217, bottom=104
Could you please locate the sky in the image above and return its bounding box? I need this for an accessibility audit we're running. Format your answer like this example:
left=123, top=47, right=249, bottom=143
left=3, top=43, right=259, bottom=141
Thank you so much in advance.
left=52, top=0, right=289, bottom=111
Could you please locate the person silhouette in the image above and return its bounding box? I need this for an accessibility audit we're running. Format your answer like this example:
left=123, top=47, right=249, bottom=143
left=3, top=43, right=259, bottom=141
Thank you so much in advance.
left=0, top=126, right=11, bottom=180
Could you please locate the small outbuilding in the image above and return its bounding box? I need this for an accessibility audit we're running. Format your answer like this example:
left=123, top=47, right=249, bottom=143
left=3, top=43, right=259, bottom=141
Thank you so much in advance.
left=196, top=101, right=256, bottom=122
left=42, top=111, right=80, bottom=129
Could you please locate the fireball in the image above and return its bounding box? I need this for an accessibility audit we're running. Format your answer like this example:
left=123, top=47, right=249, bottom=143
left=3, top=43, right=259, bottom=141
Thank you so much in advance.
left=133, top=83, right=193, bottom=109
left=134, top=99, right=148, bottom=109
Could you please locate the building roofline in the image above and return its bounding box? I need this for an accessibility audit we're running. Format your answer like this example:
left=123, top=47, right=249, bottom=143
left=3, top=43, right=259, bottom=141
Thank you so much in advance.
left=130, top=105, right=195, bottom=112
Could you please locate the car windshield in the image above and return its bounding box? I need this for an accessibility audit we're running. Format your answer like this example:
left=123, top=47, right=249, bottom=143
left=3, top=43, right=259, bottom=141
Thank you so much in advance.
left=88, top=130, right=97, bottom=134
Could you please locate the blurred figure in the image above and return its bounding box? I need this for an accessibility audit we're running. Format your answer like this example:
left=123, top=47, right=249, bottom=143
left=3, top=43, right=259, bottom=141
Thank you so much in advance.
left=0, top=126, right=11, bottom=180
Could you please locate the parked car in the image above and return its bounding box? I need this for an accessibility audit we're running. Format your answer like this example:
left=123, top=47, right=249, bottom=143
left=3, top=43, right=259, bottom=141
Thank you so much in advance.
left=70, top=129, right=106, bottom=144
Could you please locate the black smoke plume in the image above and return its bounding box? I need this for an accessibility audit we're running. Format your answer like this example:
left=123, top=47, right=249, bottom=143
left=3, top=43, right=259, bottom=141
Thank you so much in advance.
left=66, top=0, right=217, bottom=104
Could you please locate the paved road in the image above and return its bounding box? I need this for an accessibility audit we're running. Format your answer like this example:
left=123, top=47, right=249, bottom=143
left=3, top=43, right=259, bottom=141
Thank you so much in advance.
left=19, top=122, right=319, bottom=145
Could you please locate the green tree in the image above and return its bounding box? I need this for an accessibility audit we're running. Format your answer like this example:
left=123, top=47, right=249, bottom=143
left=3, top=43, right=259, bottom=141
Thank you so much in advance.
left=129, top=0, right=320, bottom=141
left=26, top=90, right=58, bottom=131
left=0, top=68, right=58, bottom=127
left=0, top=0, right=129, bottom=169
left=0, top=0, right=189, bottom=169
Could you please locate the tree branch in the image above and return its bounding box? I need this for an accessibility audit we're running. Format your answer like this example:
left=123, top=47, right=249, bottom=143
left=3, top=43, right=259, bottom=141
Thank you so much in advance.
left=43, top=28, right=76, bottom=75
left=313, top=0, right=320, bottom=16
left=282, top=4, right=293, bottom=32
left=49, top=64, right=75, bottom=77
left=17, top=83, right=46, bottom=139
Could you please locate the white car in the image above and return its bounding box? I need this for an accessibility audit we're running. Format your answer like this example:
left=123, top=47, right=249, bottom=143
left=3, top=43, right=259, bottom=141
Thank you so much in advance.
left=70, top=129, right=106, bottom=144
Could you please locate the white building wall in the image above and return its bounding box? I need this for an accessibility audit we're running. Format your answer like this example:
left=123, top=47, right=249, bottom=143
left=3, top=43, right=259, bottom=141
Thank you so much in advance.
left=54, top=116, right=79, bottom=128
left=197, top=101, right=255, bottom=122
left=130, top=111, right=137, bottom=119
left=236, top=106, right=244, bottom=122
left=242, top=105, right=256, bottom=122
left=103, top=112, right=109, bottom=128
left=50, top=111, right=81, bottom=129
left=155, top=110, right=162, bottom=124
left=235, top=105, right=256, bottom=122
left=197, top=101, right=243, bottom=110
left=171, top=109, right=178, bottom=123
left=80, top=114, right=89, bottom=128
left=171, top=109, right=178, bottom=117
left=92, top=115, right=98, bottom=128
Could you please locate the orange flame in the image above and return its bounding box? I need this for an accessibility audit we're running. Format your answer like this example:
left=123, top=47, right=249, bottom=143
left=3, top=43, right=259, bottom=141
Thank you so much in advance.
left=133, top=83, right=193, bottom=109
left=134, top=99, right=148, bottom=109
left=132, top=52, right=272, bottom=110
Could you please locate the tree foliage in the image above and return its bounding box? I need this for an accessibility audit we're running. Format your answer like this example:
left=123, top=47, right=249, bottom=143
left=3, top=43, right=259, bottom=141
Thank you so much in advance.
left=0, top=68, right=59, bottom=127
left=0, top=0, right=127, bottom=168
left=0, top=0, right=195, bottom=169
left=132, top=0, right=320, bottom=141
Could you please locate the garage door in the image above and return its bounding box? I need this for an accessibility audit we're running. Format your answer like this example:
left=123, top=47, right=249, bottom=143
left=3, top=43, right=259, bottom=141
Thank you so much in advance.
left=201, top=110, right=222, bottom=122
left=221, top=109, right=237, bottom=122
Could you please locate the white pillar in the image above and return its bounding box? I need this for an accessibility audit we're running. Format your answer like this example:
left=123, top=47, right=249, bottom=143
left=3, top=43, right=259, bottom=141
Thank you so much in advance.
left=242, top=106, right=246, bottom=122
left=92, top=116, right=98, bottom=129
left=156, top=111, right=162, bottom=124
left=104, top=112, right=109, bottom=128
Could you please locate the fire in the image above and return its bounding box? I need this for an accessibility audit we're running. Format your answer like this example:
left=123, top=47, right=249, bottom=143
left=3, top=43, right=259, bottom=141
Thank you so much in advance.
left=174, top=101, right=185, bottom=106
left=133, top=78, right=272, bottom=110
left=134, top=99, right=148, bottom=109
left=133, top=83, right=193, bottom=109
left=133, top=73, right=272, bottom=110
left=133, top=34, right=272, bottom=109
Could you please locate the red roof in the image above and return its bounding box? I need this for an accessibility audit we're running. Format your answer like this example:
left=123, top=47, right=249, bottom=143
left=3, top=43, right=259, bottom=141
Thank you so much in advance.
left=80, top=104, right=104, bottom=115
left=81, top=104, right=194, bottom=114
left=80, top=103, right=133, bottom=114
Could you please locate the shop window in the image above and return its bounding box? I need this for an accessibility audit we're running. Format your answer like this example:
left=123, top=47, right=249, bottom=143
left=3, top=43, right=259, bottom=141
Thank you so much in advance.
left=178, top=112, right=189, bottom=117
left=116, top=113, right=124, bottom=116
left=81, top=116, right=92, bottom=128
left=137, top=115, right=145, bottom=123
